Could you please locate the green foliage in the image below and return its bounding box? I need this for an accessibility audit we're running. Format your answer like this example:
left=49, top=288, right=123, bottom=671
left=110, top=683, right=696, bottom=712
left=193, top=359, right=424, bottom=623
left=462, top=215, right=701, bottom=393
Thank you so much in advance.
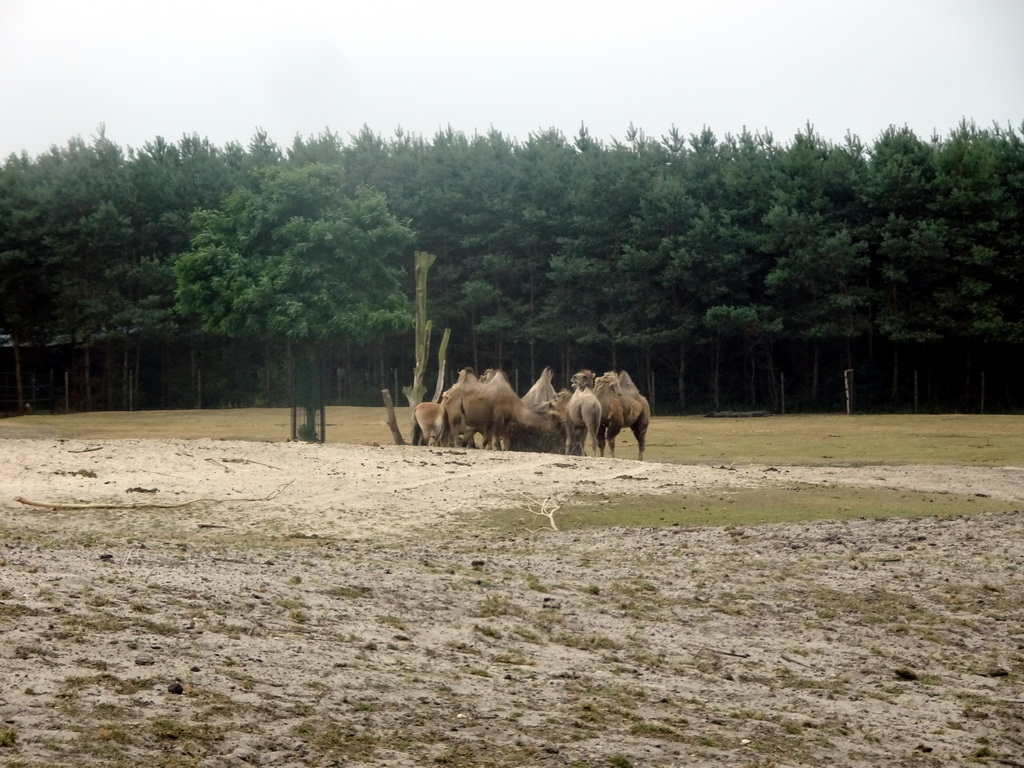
left=176, top=163, right=413, bottom=345
left=3, top=120, right=1024, bottom=413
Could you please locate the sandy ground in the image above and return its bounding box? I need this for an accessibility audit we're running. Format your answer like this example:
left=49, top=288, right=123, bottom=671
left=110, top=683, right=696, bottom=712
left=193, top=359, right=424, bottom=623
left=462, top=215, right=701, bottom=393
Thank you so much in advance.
left=1, top=437, right=1023, bottom=766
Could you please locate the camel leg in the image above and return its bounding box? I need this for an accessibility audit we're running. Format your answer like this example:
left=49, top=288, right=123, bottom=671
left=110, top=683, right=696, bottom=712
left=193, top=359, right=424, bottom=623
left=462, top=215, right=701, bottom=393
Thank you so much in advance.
left=633, top=424, right=646, bottom=461
left=569, top=425, right=584, bottom=456
left=607, top=426, right=621, bottom=459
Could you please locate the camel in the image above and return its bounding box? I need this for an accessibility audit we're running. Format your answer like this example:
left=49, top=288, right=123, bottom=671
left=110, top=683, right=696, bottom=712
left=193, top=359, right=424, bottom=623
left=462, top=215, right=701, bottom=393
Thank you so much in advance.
left=440, top=368, right=560, bottom=451
left=436, top=369, right=481, bottom=448
left=561, top=386, right=601, bottom=456
left=616, top=370, right=651, bottom=460
left=521, top=366, right=557, bottom=411
left=410, top=401, right=443, bottom=446
left=570, top=368, right=595, bottom=392
left=592, top=372, right=626, bottom=458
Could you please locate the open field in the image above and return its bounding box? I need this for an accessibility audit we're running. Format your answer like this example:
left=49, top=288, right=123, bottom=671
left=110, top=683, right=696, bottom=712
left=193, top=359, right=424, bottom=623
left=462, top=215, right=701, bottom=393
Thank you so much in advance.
left=1, top=409, right=1023, bottom=766
left=4, top=407, right=1024, bottom=464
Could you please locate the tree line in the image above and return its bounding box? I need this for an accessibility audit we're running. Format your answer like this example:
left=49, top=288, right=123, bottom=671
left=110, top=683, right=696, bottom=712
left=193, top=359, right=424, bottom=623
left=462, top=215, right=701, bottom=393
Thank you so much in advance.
left=1, top=120, right=1022, bottom=415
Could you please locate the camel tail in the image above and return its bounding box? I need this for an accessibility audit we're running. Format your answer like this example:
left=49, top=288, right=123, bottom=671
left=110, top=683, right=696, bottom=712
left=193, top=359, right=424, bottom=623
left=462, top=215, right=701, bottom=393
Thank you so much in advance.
left=411, top=416, right=425, bottom=446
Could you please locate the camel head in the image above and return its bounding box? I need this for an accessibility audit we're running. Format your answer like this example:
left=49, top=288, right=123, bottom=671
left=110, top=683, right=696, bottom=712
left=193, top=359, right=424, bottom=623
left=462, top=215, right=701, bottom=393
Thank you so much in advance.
left=534, top=390, right=571, bottom=437
left=547, top=389, right=572, bottom=416
left=570, top=369, right=595, bottom=391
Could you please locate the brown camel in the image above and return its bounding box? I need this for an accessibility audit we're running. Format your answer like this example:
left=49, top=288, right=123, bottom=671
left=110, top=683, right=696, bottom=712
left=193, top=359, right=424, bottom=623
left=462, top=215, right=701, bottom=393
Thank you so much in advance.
left=592, top=372, right=625, bottom=458
left=570, top=369, right=595, bottom=392
left=521, top=366, right=557, bottom=411
left=549, top=386, right=599, bottom=456
left=441, top=368, right=560, bottom=451
left=607, top=370, right=651, bottom=460
left=411, top=401, right=443, bottom=446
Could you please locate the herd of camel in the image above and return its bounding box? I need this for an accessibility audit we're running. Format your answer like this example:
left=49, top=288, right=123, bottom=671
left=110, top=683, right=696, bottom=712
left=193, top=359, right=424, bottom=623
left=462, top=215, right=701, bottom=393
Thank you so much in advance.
left=410, top=366, right=650, bottom=460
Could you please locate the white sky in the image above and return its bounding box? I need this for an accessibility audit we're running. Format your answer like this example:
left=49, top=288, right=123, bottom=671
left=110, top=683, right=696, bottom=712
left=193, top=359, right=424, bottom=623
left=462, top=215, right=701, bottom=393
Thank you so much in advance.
left=1, top=0, right=1022, bottom=158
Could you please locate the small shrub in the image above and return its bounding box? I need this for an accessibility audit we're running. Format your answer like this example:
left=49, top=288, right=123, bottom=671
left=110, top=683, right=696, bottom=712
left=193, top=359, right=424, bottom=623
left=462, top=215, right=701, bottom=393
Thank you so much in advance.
left=474, top=595, right=526, bottom=618
left=473, top=623, right=503, bottom=639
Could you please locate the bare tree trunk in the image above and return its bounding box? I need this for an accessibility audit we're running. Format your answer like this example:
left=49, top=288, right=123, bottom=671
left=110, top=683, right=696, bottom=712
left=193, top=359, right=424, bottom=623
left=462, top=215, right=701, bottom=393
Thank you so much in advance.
left=264, top=340, right=273, bottom=405
left=12, top=328, right=25, bottom=412
left=381, top=388, right=406, bottom=445
left=189, top=332, right=198, bottom=409
left=712, top=335, right=721, bottom=411
left=344, top=341, right=353, bottom=401
left=105, top=336, right=115, bottom=411
left=890, top=343, right=900, bottom=406
left=430, top=328, right=451, bottom=403
left=763, top=340, right=778, bottom=410
left=963, top=344, right=973, bottom=409
left=810, top=341, right=820, bottom=403
left=160, top=340, right=169, bottom=408
left=676, top=340, right=686, bottom=409
left=134, top=338, right=142, bottom=411
left=644, top=347, right=654, bottom=412
left=122, top=343, right=129, bottom=410
left=84, top=344, right=93, bottom=412
left=401, top=250, right=436, bottom=407
left=747, top=346, right=757, bottom=408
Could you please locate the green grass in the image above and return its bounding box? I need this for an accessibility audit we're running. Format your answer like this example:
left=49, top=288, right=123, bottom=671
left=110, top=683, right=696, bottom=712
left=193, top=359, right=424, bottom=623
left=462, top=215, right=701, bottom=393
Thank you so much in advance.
left=0, top=726, right=16, bottom=747
left=4, top=408, right=1023, bottom=466
left=489, top=484, right=1021, bottom=531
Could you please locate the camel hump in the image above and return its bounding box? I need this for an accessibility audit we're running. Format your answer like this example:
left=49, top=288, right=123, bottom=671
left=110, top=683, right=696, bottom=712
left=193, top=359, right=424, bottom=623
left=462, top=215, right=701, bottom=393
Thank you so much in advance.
left=522, top=367, right=558, bottom=410
left=617, top=370, right=641, bottom=394
left=456, top=367, right=478, bottom=384
left=594, top=371, right=621, bottom=393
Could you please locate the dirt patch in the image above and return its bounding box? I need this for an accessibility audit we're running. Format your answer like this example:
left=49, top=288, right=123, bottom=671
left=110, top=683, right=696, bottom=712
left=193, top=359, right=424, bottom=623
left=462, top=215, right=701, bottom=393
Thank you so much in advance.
left=2, top=438, right=1023, bottom=766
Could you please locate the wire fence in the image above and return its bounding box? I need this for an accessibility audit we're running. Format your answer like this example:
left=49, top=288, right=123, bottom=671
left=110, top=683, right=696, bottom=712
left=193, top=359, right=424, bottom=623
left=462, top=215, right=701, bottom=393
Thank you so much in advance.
left=0, top=372, right=59, bottom=415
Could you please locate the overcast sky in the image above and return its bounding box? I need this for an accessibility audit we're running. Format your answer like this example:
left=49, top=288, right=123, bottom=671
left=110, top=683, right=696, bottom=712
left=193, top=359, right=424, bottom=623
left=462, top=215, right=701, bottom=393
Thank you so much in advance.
left=2, top=0, right=1022, bottom=158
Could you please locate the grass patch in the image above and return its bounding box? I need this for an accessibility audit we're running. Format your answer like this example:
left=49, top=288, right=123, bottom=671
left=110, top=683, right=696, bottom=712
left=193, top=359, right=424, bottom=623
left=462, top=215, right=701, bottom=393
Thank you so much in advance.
left=473, top=595, right=527, bottom=618
left=7, top=410, right=1024, bottom=466
left=60, top=611, right=129, bottom=633
left=489, top=485, right=1020, bottom=531
left=0, top=603, right=42, bottom=619
left=322, top=585, right=372, bottom=599
left=557, top=632, right=623, bottom=651
left=63, top=674, right=155, bottom=695
left=148, top=717, right=222, bottom=742
left=291, top=719, right=377, bottom=759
